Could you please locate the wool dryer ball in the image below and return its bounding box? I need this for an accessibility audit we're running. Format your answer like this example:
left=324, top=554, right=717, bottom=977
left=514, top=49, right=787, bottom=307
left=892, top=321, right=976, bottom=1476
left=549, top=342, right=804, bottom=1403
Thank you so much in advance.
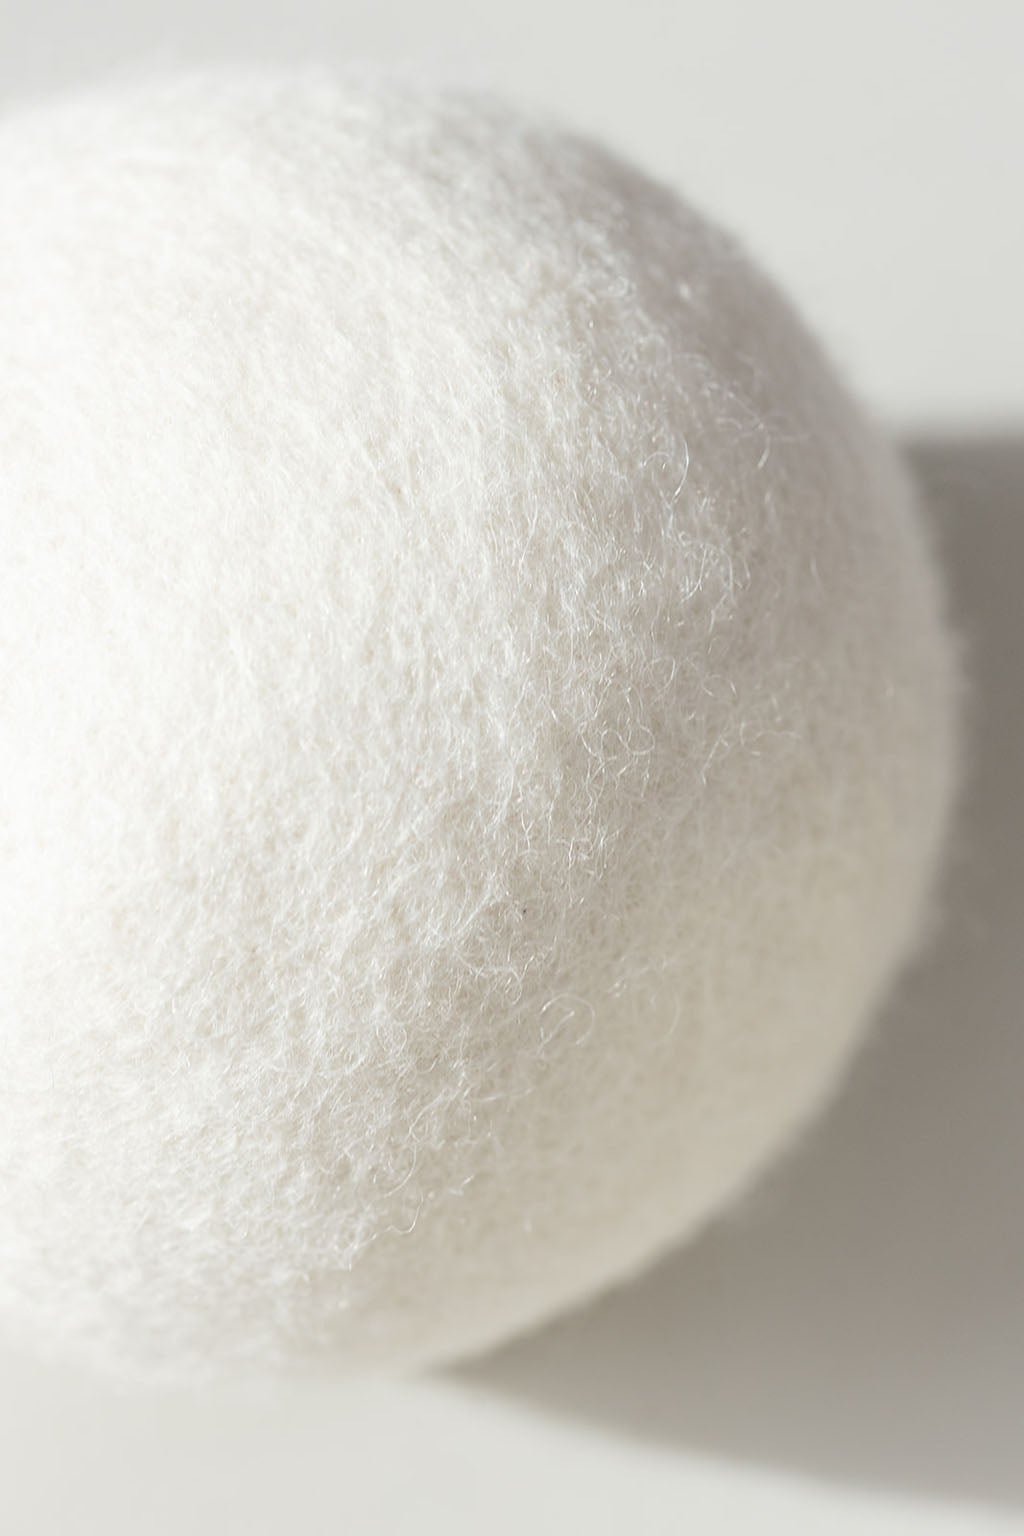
left=0, top=73, right=959, bottom=1380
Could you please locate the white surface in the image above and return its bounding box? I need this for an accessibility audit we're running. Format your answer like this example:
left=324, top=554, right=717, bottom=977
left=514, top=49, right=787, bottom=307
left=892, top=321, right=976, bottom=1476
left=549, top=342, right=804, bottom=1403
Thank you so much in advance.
left=0, top=4, right=1021, bottom=1532
left=0, top=1357, right=1019, bottom=1536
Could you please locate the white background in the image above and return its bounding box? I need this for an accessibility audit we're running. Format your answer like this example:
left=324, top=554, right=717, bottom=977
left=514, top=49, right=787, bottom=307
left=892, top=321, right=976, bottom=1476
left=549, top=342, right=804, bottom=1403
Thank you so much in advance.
left=1, top=4, right=1022, bottom=1532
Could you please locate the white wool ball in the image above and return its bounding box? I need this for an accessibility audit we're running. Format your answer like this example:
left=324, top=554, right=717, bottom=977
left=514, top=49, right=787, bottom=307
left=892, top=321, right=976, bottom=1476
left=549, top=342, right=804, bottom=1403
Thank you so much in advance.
left=0, top=73, right=958, bottom=1381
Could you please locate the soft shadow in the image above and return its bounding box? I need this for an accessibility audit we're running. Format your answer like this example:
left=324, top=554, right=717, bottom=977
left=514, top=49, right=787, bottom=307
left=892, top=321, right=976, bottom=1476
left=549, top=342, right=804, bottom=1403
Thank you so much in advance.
left=458, top=435, right=1024, bottom=1507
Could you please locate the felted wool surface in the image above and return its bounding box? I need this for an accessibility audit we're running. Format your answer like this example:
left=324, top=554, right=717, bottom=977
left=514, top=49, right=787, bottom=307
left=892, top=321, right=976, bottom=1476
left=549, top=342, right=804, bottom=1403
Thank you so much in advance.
left=0, top=73, right=959, bottom=1381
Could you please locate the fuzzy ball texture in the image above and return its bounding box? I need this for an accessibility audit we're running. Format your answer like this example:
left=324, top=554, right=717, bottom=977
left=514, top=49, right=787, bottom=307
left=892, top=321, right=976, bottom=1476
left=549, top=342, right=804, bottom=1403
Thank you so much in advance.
left=0, top=73, right=958, bottom=1380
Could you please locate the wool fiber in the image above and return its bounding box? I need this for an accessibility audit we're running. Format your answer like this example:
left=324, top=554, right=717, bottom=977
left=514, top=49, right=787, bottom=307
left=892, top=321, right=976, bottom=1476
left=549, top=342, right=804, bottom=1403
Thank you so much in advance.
left=0, top=74, right=959, bottom=1379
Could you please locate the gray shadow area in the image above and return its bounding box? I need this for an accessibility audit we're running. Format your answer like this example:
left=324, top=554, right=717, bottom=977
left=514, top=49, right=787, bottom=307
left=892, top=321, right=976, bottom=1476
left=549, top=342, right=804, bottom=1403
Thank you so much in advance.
left=458, top=435, right=1024, bottom=1508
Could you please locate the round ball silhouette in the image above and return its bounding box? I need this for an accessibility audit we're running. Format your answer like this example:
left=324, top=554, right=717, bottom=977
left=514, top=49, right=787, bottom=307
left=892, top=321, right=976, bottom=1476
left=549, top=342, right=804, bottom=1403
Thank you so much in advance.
left=0, top=73, right=958, bottom=1379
